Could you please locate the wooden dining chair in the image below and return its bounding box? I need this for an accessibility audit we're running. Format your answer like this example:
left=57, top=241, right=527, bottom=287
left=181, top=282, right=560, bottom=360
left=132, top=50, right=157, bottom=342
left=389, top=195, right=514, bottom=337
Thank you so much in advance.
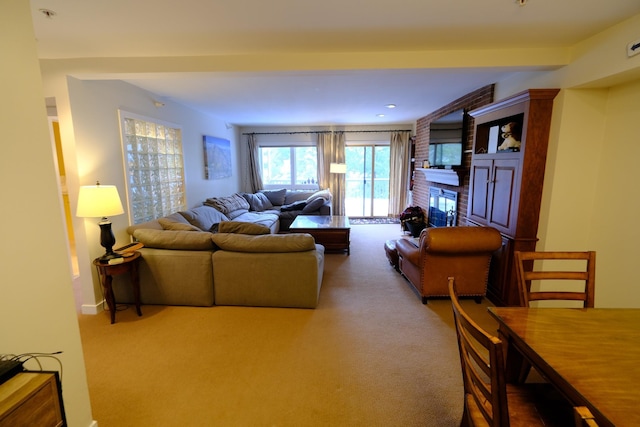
left=514, top=251, right=596, bottom=307
left=574, top=406, right=599, bottom=426
left=448, top=277, right=573, bottom=426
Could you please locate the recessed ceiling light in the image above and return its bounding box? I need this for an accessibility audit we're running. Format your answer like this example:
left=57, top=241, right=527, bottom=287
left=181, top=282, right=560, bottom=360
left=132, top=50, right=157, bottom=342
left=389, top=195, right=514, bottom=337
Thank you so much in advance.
left=377, top=114, right=385, bottom=118
left=385, top=104, right=396, bottom=109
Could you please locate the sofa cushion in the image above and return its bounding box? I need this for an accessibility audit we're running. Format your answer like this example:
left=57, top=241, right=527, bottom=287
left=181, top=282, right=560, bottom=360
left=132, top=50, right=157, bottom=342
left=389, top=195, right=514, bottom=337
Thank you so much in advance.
left=204, top=193, right=250, bottom=215
left=233, top=211, right=279, bottom=227
left=211, top=233, right=316, bottom=253
left=242, top=192, right=274, bottom=212
left=307, top=189, right=332, bottom=203
left=259, top=189, right=287, bottom=206
left=179, top=206, right=229, bottom=231
left=217, top=221, right=271, bottom=235
left=158, top=217, right=201, bottom=232
left=302, top=197, right=326, bottom=213
left=133, top=229, right=215, bottom=250
left=226, top=208, right=250, bottom=220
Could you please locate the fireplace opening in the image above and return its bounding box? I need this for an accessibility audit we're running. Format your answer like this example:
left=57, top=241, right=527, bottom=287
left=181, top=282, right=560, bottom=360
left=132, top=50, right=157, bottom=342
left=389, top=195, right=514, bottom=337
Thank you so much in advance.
left=428, top=187, right=458, bottom=227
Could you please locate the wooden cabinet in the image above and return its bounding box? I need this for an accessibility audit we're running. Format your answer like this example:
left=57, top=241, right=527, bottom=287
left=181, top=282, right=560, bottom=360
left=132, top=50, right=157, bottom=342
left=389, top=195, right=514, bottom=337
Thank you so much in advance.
left=468, top=157, right=520, bottom=235
left=467, top=89, right=559, bottom=306
left=0, top=372, right=65, bottom=427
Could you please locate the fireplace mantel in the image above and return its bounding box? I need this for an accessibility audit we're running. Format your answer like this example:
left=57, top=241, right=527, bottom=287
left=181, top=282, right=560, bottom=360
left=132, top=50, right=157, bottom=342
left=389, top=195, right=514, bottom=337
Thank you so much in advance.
left=416, top=167, right=465, bottom=186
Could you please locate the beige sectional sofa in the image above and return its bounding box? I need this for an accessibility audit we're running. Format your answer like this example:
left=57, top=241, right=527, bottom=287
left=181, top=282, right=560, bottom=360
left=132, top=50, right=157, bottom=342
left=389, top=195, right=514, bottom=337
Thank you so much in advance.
left=112, top=194, right=327, bottom=309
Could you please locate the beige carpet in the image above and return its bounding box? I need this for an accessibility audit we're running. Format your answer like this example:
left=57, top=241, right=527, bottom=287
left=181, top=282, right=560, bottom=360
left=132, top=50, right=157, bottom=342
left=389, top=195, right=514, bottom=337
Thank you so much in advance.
left=78, top=224, right=498, bottom=426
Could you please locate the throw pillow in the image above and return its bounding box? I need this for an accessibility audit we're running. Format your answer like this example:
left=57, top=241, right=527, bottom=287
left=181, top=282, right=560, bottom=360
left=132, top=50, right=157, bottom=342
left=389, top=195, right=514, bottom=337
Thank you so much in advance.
left=217, top=221, right=271, bottom=235
left=302, top=197, right=326, bottom=213
left=280, top=200, right=307, bottom=212
left=179, top=206, right=229, bottom=231
left=158, top=218, right=201, bottom=232
left=259, top=188, right=287, bottom=206
left=242, top=192, right=274, bottom=212
left=255, top=192, right=274, bottom=210
left=306, top=189, right=332, bottom=203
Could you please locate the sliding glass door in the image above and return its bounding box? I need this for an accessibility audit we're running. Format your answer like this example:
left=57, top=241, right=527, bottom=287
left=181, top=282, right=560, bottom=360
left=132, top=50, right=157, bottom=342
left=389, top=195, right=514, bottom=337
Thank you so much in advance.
left=345, top=145, right=390, bottom=217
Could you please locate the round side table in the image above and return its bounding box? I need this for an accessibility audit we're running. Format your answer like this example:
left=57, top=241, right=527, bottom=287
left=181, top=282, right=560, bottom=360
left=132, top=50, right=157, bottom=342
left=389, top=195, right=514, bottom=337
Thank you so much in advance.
left=93, top=252, right=142, bottom=324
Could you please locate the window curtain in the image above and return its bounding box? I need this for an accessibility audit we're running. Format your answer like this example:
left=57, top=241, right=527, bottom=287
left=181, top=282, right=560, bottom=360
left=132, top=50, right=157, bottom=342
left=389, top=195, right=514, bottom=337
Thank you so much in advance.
left=317, top=131, right=346, bottom=216
left=388, top=131, right=411, bottom=217
left=247, top=134, right=263, bottom=193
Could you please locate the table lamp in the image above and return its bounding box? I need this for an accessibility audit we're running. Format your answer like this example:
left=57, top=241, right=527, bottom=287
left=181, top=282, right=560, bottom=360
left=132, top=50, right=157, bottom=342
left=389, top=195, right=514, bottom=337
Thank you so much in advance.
left=329, top=163, right=347, bottom=174
left=76, top=181, right=125, bottom=262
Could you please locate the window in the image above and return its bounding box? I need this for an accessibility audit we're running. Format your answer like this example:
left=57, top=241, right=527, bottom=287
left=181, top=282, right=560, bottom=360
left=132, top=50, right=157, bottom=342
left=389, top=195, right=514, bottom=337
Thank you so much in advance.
left=119, top=111, right=186, bottom=224
left=345, top=144, right=390, bottom=217
left=260, top=146, right=318, bottom=190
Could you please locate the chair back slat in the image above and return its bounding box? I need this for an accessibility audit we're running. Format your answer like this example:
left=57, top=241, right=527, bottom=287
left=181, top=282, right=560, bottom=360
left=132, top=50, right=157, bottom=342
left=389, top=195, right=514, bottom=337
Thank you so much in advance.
left=574, top=406, right=599, bottom=426
left=514, top=251, right=596, bottom=307
left=449, top=278, right=510, bottom=426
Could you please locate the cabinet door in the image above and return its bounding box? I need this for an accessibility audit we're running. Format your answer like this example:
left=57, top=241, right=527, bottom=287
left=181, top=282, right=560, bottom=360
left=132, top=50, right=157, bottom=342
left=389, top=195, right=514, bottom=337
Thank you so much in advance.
left=488, top=158, right=519, bottom=235
left=468, top=159, right=492, bottom=224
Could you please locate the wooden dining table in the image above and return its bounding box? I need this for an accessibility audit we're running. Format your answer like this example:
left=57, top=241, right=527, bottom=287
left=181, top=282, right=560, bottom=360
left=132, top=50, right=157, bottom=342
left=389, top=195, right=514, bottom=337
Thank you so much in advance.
left=488, top=307, right=640, bottom=427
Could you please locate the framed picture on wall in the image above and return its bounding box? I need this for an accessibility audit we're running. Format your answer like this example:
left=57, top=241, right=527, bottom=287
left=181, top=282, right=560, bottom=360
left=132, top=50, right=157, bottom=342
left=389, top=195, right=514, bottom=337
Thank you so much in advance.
left=203, top=135, right=232, bottom=180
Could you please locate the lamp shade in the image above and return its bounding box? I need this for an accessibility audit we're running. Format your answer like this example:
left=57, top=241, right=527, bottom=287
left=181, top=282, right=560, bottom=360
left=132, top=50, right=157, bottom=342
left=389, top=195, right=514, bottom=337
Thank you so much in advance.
left=76, top=184, right=124, bottom=218
left=329, top=163, right=347, bottom=174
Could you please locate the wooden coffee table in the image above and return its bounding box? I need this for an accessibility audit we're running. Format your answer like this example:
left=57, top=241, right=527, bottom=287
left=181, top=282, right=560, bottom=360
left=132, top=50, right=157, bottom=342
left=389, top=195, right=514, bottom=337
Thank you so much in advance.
left=290, top=215, right=351, bottom=255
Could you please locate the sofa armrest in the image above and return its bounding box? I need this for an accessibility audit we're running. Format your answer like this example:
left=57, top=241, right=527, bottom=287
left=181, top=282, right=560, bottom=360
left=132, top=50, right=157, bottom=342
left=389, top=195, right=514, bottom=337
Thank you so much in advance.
left=424, top=226, right=502, bottom=253
left=133, top=229, right=215, bottom=250
left=317, top=201, right=332, bottom=215
left=396, top=238, right=421, bottom=265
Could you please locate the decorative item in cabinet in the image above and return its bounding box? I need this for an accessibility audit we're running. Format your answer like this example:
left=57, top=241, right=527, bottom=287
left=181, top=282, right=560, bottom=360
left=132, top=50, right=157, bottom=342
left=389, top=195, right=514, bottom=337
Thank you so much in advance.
left=474, top=113, right=525, bottom=154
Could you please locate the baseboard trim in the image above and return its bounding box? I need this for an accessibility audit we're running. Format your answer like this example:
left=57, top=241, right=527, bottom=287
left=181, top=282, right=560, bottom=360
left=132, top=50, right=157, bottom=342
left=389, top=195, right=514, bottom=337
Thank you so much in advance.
left=81, top=301, right=104, bottom=315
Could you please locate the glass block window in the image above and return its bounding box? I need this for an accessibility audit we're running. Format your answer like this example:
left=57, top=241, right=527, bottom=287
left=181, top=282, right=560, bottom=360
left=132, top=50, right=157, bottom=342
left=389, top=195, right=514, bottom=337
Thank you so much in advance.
left=119, top=111, right=186, bottom=224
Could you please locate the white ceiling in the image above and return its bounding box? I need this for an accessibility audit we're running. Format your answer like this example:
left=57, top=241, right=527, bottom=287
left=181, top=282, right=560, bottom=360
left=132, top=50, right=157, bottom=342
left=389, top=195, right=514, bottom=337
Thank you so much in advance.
left=30, top=0, right=640, bottom=126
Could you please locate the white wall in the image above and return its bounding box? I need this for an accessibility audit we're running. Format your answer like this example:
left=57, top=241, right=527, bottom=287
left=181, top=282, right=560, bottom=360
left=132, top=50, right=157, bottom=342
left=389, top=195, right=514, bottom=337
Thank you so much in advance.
left=41, top=75, right=240, bottom=312
left=589, top=80, right=640, bottom=306
left=1, top=3, right=93, bottom=426
left=492, top=13, right=640, bottom=307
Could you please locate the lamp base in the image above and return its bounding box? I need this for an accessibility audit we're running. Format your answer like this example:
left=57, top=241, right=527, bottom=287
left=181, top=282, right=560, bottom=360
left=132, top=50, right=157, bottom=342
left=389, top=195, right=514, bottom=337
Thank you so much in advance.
left=98, top=218, right=122, bottom=263
left=98, top=252, right=122, bottom=263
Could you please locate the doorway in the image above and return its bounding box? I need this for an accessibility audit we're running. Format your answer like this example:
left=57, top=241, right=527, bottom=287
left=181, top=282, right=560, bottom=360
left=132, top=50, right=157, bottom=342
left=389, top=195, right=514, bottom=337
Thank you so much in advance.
left=344, top=145, right=390, bottom=217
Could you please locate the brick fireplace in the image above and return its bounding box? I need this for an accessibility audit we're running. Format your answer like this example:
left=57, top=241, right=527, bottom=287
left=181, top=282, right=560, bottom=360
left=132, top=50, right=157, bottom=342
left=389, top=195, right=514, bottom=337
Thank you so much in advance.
left=412, top=84, right=494, bottom=225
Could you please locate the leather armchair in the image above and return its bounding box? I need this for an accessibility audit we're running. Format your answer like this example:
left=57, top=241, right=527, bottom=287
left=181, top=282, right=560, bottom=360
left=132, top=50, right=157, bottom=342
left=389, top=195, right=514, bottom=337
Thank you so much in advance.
left=395, top=226, right=502, bottom=304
